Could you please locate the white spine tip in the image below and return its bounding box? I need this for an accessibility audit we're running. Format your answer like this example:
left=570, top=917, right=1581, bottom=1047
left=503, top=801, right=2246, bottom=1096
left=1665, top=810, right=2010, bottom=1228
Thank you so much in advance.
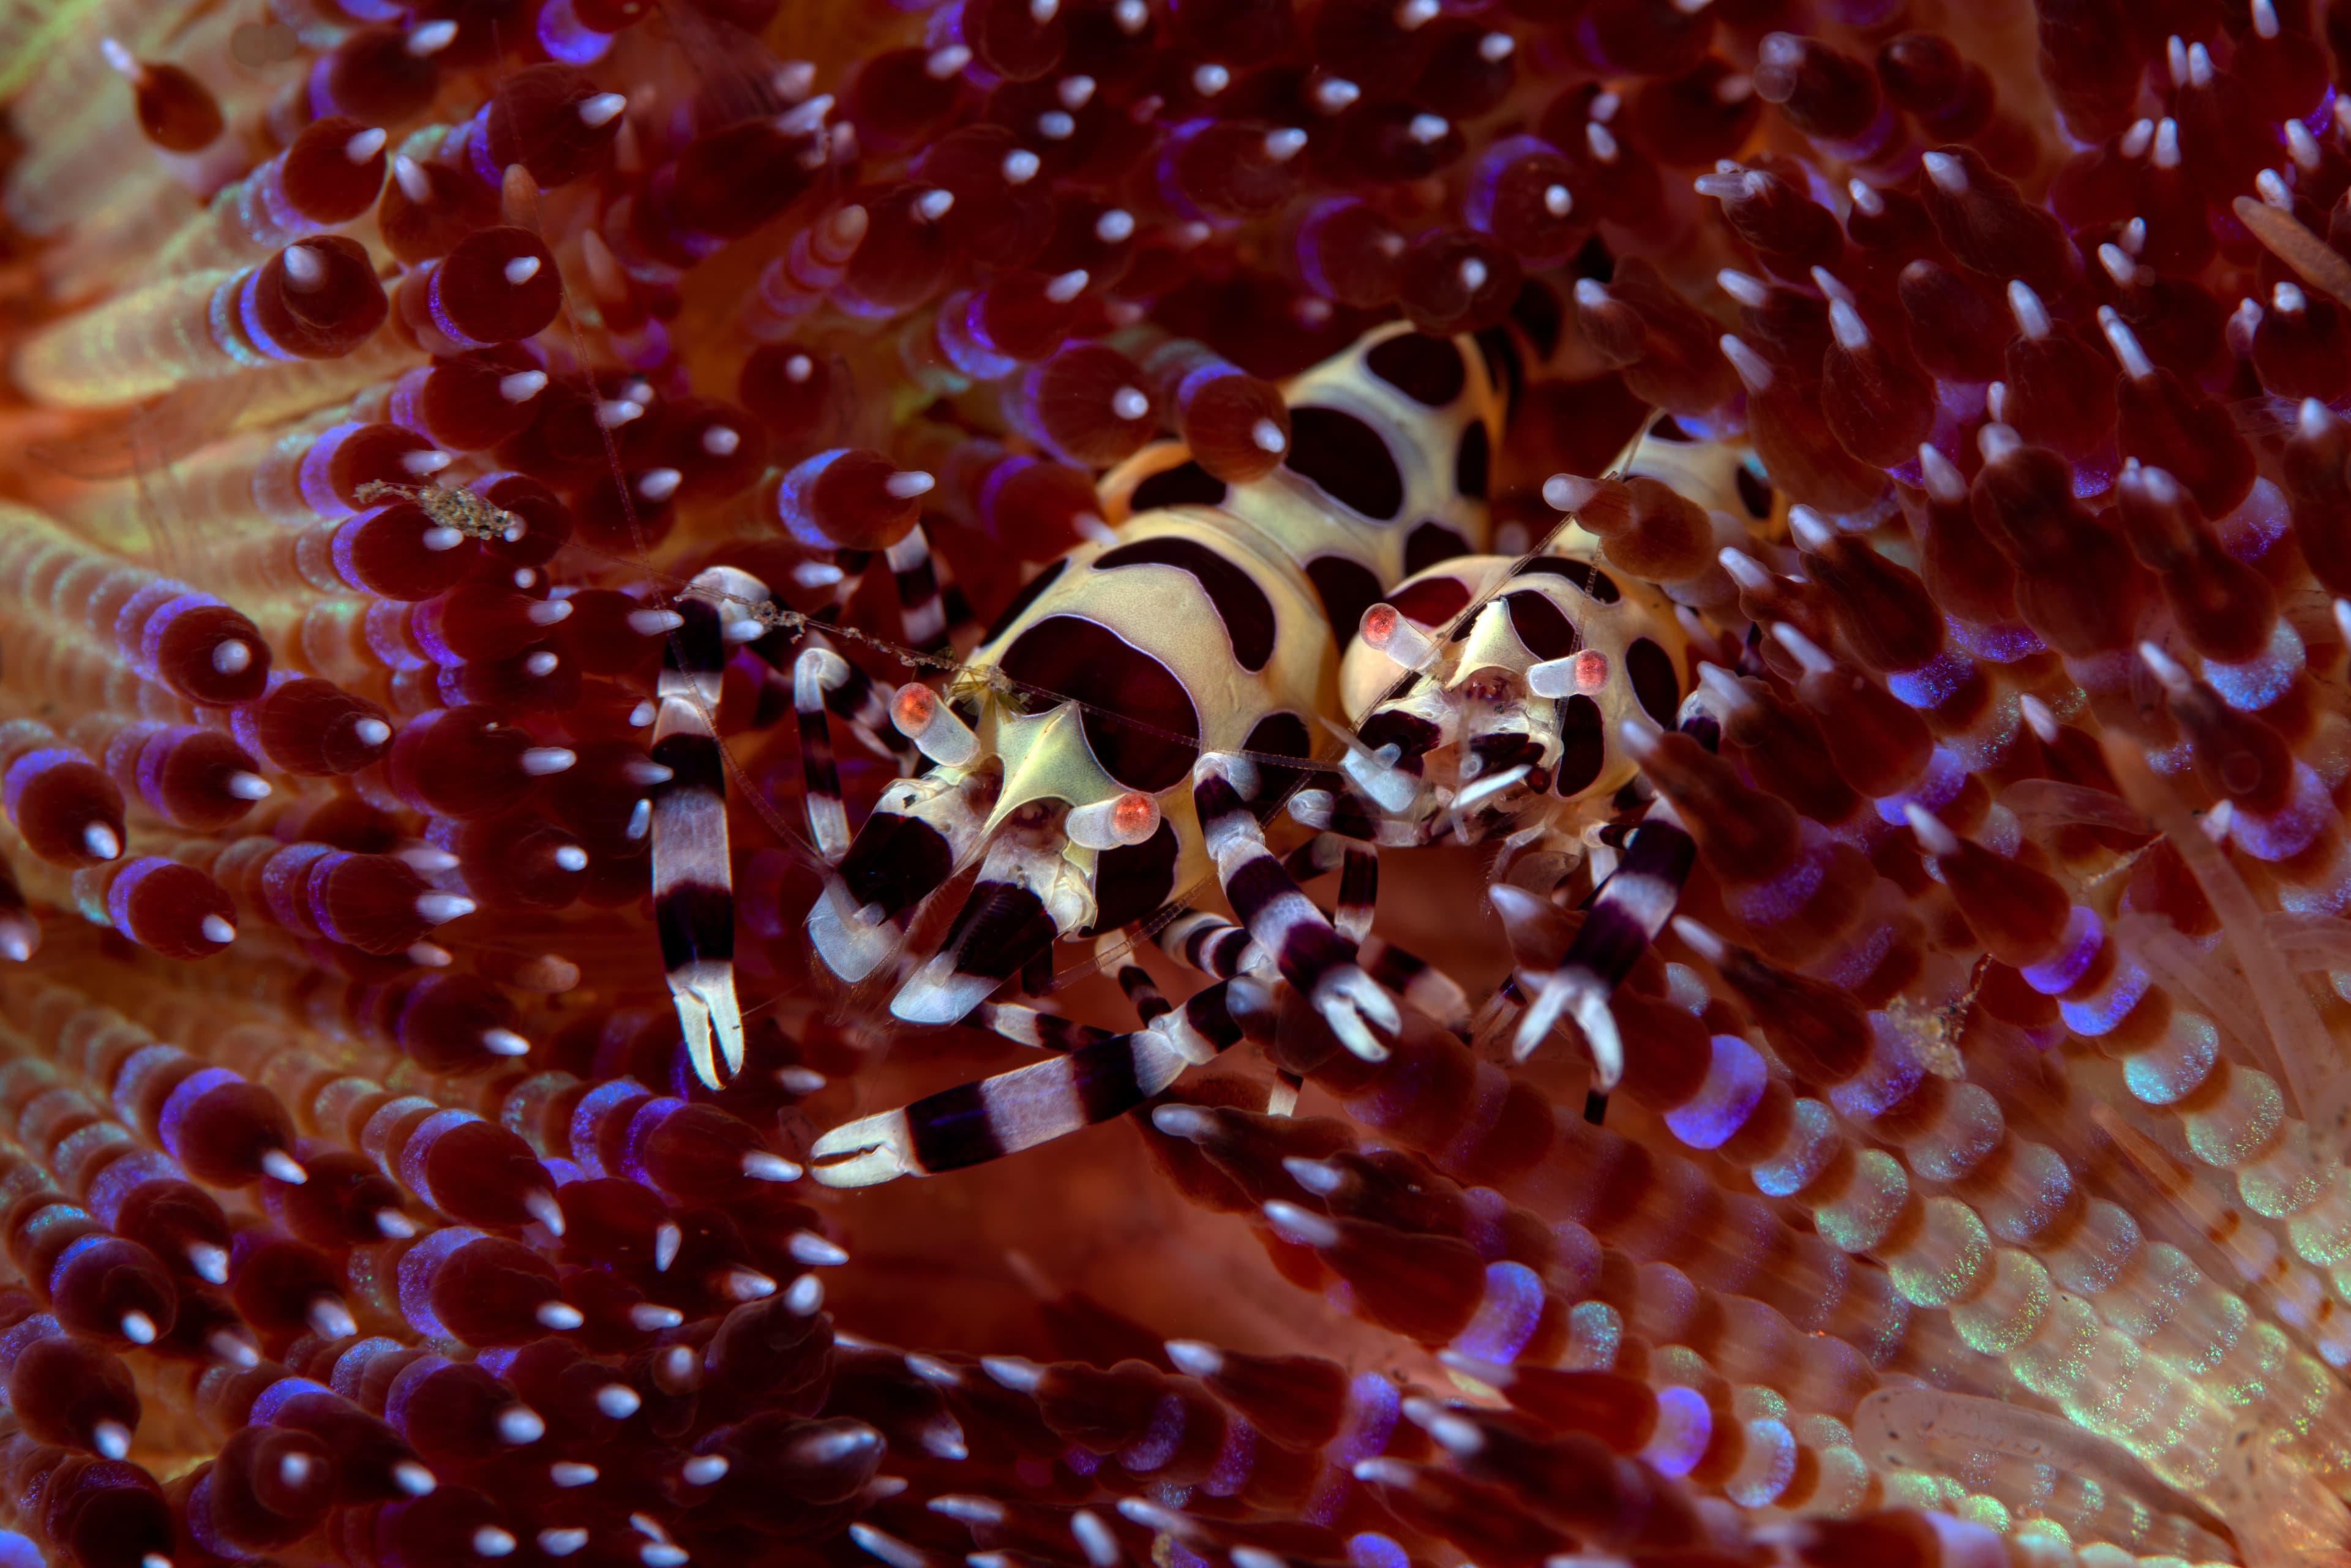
left=346, top=127, right=389, bottom=162
left=1163, top=1339, right=1222, bottom=1377
left=788, top=1231, right=850, bottom=1265
left=281, top=244, right=326, bottom=288
left=200, top=914, right=236, bottom=945
left=414, top=892, right=476, bottom=924
left=1668, top=916, right=1726, bottom=963
left=392, top=155, right=433, bottom=202
left=743, top=1150, right=804, bottom=1182
left=375, top=1208, right=416, bottom=1238
left=212, top=639, right=254, bottom=674
left=702, top=424, right=741, bottom=456
left=394, top=1460, right=438, bottom=1496
left=84, top=823, right=121, bottom=860
left=355, top=718, right=393, bottom=746
left=2096, top=304, right=2157, bottom=380
left=636, top=467, right=683, bottom=502
left=93, top=1419, right=132, bottom=1460
left=537, top=1301, right=585, bottom=1331
left=307, top=1297, right=357, bottom=1339
left=1264, top=127, right=1308, bottom=161
left=520, top=1188, right=564, bottom=1236
left=475, top=1526, right=517, bottom=1558
left=580, top=92, right=628, bottom=127
left=120, top=1311, right=156, bottom=1345
left=1002, top=149, right=1041, bottom=184
left=683, top=1455, right=729, bottom=1485
left=597, top=1384, right=643, bottom=1419
left=498, top=1406, right=546, bottom=1445
left=883, top=469, right=936, bottom=500
left=1902, top=802, right=1961, bottom=857
left=1826, top=298, right=1870, bottom=351
left=482, top=1027, right=533, bottom=1057
left=1251, top=417, right=1287, bottom=453
left=2139, top=638, right=2193, bottom=691
left=520, top=747, right=577, bottom=776
left=982, top=1356, right=1045, bottom=1390
left=2017, top=692, right=2060, bottom=744
left=503, top=255, right=542, bottom=285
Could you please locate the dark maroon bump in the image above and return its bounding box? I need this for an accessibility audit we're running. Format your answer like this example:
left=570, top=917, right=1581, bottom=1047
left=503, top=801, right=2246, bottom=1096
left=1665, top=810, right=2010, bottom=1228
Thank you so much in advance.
left=960, top=0, right=1069, bottom=81
left=669, top=117, right=828, bottom=243
left=1160, top=117, right=1307, bottom=221
left=410, top=1112, right=553, bottom=1237
left=46, top=1228, right=179, bottom=1349
left=650, top=396, right=768, bottom=500
left=252, top=236, right=389, bottom=359
left=121, top=726, right=266, bottom=831
left=105, top=858, right=237, bottom=961
left=246, top=676, right=394, bottom=776
left=845, top=47, right=970, bottom=151
left=264, top=1148, right=411, bottom=1248
left=7, top=751, right=126, bottom=866
left=421, top=1234, right=567, bottom=1346
left=8, top=1333, right=140, bottom=1457
left=381, top=156, right=506, bottom=265
left=482, top=64, right=624, bottom=190
left=107, top=45, right=224, bottom=151
left=108, top=1176, right=233, bottom=1289
left=385, top=704, right=567, bottom=821
left=312, top=24, right=443, bottom=125
left=277, top=113, right=391, bottom=225
left=915, top=123, right=1059, bottom=268
left=193, top=1424, right=338, bottom=1551
left=449, top=810, right=590, bottom=912
left=835, top=182, right=959, bottom=315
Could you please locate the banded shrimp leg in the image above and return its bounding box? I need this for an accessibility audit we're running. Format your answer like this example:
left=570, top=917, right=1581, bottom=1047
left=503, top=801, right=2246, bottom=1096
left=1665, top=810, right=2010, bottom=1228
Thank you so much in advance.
left=1498, top=704, right=1720, bottom=1122
left=806, top=757, right=1472, bottom=1185
left=1146, top=838, right=1469, bottom=1038
left=651, top=550, right=947, bottom=1086
left=649, top=565, right=776, bottom=1089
